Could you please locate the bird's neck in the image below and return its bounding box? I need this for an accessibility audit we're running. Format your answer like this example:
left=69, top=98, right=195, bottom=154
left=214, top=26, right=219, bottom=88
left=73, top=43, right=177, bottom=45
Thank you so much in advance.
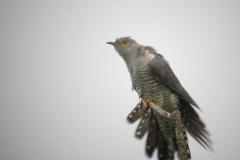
left=119, top=45, right=146, bottom=72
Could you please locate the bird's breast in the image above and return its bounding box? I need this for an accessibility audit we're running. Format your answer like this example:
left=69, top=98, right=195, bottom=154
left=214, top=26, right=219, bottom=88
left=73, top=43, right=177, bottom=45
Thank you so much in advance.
left=130, top=52, right=172, bottom=108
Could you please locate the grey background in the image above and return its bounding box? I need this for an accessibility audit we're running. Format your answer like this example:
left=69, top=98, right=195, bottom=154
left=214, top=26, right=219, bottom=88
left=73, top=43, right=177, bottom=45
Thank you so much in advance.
left=1, top=0, right=240, bottom=160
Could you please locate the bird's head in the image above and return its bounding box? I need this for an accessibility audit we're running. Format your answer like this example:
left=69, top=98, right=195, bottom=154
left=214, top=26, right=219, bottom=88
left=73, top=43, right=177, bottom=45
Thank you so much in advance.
left=107, top=37, right=138, bottom=54
left=107, top=37, right=144, bottom=65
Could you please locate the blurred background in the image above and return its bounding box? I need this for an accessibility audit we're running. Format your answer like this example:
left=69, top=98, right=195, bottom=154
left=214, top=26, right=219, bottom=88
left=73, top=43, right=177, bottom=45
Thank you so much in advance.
left=1, top=0, right=240, bottom=159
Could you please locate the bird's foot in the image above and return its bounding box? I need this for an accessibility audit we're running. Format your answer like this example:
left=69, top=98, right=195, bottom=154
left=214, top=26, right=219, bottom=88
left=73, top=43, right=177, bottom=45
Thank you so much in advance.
left=145, top=99, right=154, bottom=106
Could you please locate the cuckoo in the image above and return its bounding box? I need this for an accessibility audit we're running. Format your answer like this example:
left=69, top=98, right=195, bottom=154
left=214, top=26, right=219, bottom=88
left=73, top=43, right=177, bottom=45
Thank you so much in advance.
left=107, top=37, right=211, bottom=160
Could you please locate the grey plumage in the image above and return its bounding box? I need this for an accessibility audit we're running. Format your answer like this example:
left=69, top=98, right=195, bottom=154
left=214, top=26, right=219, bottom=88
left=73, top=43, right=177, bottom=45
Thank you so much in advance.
left=107, top=37, right=211, bottom=160
left=149, top=55, right=200, bottom=110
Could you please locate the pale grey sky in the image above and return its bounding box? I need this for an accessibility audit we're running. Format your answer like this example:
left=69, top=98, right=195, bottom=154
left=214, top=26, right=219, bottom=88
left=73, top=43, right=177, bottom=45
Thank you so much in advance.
left=1, top=0, right=240, bottom=160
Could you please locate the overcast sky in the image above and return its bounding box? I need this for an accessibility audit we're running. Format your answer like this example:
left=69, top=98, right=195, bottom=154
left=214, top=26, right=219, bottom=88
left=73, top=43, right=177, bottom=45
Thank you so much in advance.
left=1, top=0, right=240, bottom=160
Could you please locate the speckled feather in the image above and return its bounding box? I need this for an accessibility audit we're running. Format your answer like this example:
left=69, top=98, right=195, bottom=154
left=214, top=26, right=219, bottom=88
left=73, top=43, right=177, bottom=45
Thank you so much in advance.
left=127, top=101, right=146, bottom=123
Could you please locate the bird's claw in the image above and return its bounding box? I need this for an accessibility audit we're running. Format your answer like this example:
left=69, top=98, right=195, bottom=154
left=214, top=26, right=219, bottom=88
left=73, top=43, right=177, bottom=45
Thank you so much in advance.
left=145, top=99, right=153, bottom=106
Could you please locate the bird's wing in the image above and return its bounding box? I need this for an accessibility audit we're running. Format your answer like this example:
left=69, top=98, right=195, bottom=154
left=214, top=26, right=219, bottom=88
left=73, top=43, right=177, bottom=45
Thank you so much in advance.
left=148, top=54, right=200, bottom=110
left=148, top=53, right=212, bottom=150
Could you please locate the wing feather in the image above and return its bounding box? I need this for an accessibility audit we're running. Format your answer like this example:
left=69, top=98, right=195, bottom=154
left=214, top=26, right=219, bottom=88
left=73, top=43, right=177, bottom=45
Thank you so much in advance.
left=148, top=52, right=212, bottom=150
left=180, top=99, right=212, bottom=150
left=148, top=54, right=200, bottom=110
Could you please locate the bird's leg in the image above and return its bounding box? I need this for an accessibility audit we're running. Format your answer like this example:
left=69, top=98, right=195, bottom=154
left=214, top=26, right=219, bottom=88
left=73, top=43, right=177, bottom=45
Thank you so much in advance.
left=145, top=99, right=154, bottom=106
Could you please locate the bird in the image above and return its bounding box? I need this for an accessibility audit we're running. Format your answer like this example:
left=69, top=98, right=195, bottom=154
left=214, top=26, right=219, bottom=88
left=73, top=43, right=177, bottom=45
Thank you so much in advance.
left=107, top=37, right=212, bottom=160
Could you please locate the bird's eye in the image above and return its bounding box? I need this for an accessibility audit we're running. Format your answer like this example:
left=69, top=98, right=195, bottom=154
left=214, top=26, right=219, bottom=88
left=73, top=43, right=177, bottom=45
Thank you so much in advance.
left=122, top=40, right=128, bottom=44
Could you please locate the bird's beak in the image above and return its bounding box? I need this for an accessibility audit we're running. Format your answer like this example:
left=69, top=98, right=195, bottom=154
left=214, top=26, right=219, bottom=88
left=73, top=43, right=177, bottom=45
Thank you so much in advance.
left=106, top=42, right=120, bottom=46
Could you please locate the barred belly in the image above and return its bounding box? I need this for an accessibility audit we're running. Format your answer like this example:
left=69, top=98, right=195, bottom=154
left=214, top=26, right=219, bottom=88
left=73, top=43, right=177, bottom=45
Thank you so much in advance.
left=130, top=52, right=176, bottom=138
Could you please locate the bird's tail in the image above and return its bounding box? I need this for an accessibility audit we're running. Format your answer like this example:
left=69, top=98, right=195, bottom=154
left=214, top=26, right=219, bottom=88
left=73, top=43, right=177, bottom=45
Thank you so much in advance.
left=127, top=101, right=191, bottom=160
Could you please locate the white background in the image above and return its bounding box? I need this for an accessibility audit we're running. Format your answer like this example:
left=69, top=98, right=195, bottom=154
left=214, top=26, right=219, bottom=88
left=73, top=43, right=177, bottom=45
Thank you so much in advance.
left=1, top=1, right=240, bottom=160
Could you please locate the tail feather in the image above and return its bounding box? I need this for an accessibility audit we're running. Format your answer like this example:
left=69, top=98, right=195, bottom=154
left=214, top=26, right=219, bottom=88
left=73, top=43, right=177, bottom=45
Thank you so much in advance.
left=127, top=101, right=147, bottom=123
left=127, top=100, right=212, bottom=160
left=146, top=114, right=169, bottom=160
left=146, top=116, right=158, bottom=157
left=166, top=138, right=175, bottom=160
left=157, top=130, right=168, bottom=160
left=135, top=108, right=152, bottom=139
